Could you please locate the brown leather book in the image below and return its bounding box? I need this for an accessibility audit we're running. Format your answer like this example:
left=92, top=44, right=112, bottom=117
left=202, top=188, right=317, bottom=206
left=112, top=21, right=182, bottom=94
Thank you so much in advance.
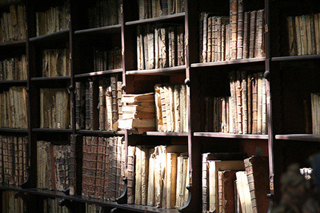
left=244, top=156, right=269, bottom=213
left=218, top=170, right=237, bottom=213
left=127, top=146, right=136, bottom=204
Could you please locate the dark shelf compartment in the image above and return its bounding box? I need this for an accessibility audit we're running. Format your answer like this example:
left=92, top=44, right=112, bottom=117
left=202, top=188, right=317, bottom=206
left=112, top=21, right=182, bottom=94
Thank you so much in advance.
left=126, top=13, right=185, bottom=26
left=143, top=131, right=188, bottom=137
left=194, top=132, right=268, bottom=140
left=0, top=128, right=28, bottom=133
left=74, top=69, right=123, bottom=78
left=191, top=58, right=266, bottom=68
left=275, top=134, right=320, bottom=142
left=76, top=129, right=125, bottom=135
left=0, top=79, right=27, bottom=85
left=0, top=40, right=26, bottom=47
left=32, top=128, right=72, bottom=133
left=126, top=66, right=186, bottom=75
left=74, top=24, right=121, bottom=36
left=31, top=76, right=71, bottom=82
left=29, top=29, right=69, bottom=43
left=271, top=54, right=320, bottom=62
left=0, top=0, right=23, bottom=9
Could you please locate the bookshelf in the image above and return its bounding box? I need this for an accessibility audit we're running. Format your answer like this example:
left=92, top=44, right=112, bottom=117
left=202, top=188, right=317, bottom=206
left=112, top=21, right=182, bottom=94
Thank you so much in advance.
left=1, top=0, right=320, bottom=212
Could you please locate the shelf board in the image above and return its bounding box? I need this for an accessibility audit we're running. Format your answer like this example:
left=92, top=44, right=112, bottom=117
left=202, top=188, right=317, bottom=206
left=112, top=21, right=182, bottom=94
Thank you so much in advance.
left=32, top=128, right=72, bottom=133
left=0, top=128, right=28, bottom=133
left=271, top=54, right=320, bottom=62
left=76, top=129, right=125, bottom=135
left=143, top=131, right=188, bottom=137
left=75, top=24, right=121, bottom=35
left=191, top=57, right=266, bottom=68
left=126, top=13, right=185, bottom=25
left=29, top=29, right=69, bottom=43
left=31, top=76, right=71, bottom=82
left=111, top=204, right=179, bottom=213
left=194, top=132, right=268, bottom=139
left=0, top=39, right=26, bottom=47
left=126, top=66, right=186, bottom=75
left=74, top=69, right=123, bottom=78
left=0, top=79, right=27, bottom=84
left=275, top=134, right=320, bottom=142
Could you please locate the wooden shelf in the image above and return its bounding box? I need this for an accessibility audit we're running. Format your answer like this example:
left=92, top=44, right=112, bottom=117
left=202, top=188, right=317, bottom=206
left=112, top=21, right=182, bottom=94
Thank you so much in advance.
left=32, top=128, right=72, bottom=133
left=191, top=57, right=266, bottom=68
left=31, top=76, right=71, bottom=82
left=143, top=131, right=188, bottom=137
left=110, top=204, right=179, bottom=213
left=271, top=54, right=320, bottom=62
left=74, top=69, right=123, bottom=78
left=76, top=130, right=125, bottom=135
left=0, top=128, right=28, bottom=133
left=126, top=13, right=185, bottom=26
left=0, top=79, right=27, bottom=84
left=29, top=29, right=69, bottom=43
left=126, top=66, right=186, bottom=75
left=0, top=39, right=26, bottom=47
left=75, top=24, right=121, bottom=35
left=194, top=132, right=268, bottom=140
left=275, top=134, right=320, bottom=142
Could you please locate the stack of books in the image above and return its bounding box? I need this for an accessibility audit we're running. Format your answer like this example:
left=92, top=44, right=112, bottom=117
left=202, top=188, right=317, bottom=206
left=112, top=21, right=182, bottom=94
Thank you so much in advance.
left=118, top=92, right=156, bottom=133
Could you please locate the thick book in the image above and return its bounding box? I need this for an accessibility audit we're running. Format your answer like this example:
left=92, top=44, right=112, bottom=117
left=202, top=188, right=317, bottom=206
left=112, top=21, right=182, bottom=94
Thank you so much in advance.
left=230, top=0, right=238, bottom=60
left=249, top=11, right=256, bottom=58
left=218, top=170, right=237, bottom=213
left=244, top=156, right=269, bottom=213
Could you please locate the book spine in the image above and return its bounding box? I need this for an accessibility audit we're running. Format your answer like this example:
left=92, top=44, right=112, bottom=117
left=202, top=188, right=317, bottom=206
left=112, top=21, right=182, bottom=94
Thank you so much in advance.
left=236, top=71, right=242, bottom=134
left=255, top=10, right=265, bottom=58
left=247, top=74, right=252, bottom=134
left=295, top=16, right=302, bottom=55
left=249, top=11, right=256, bottom=58
left=257, top=72, right=263, bottom=134
left=230, top=0, right=238, bottom=60
left=202, top=153, right=209, bottom=212
left=252, top=73, right=258, bottom=134
left=207, top=16, right=213, bottom=62
left=287, top=16, right=297, bottom=56
left=237, top=0, right=243, bottom=59
left=241, top=71, right=247, bottom=134
left=127, top=146, right=136, bottom=204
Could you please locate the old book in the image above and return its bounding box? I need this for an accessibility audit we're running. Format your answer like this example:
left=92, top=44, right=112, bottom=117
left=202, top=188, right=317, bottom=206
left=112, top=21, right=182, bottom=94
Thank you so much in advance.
left=252, top=73, right=258, bottom=134
left=147, top=148, right=156, bottom=206
left=166, top=152, right=178, bottom=209
left=207, top=16, right=213, bottom=62
left=135, top=146, right=142, bottom=205
left=229, top=71, right=237, bottom=133
left=257, top=72, right=263, bottom=134
left=230, top=0, right=238, bottom=60
left=300, top=15, right=307, bottom=55
left=236, top=171, right=252, bottom=213
left=237, top=0, right=244, bottom=59
left=155, top=146, right=167, bottom=208
left=287, top=16, right=297, bottom=56
left=219, top=170, right=237, bottom=213
left=255, top=9, right=265, bottom=58
left=247, top=74, right=252, bottom=134
left=262, top=76, right=267, bottom=134
left=212, top=16, right=217, bottom=62
left=241, top=71, right=248, bottom=134
left=155, top=84, right=163, bottom=131
left=137, top=26, right=144, bottom=70
left=295, top=16, right=302, bottom=56
left=147, top=25, right=155, bottom=69
left=310, top=14, right=316, bottom=55
left=177, top=25, right=185, bottom=66
left=315, top=13, right=320, bottom=54
left=108, top=137, right=117, bottom=201
left=158, top=26, right=168, bottom=68
left=127, top=146, right=136, bottom=204
left=244, top=156, right=269, bottom=213
left=249, top=10, right=256, bottom=58
left=236, top=71, right=242, bottom=134
left=202, top=153, right=209, bottom=212
left=179, top=84, right=187, bottom=132
left=306, top=15, right=312, bottom=55
left=175, top=153, right=188, bottom=209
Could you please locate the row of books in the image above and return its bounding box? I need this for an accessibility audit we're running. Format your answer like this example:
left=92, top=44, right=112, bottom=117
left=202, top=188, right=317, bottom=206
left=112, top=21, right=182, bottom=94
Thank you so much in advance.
left=200, top=9, right=265, bottom=63
left=0, top=86, right=28, bottom=129
left=0, top=55, right=27, bottom=81
left=82, top=136, right=125, bottom=201
left=311, top=93, right=320, bottom=135
left=85, top=204, right=103, bottom=213
left=75, top=77, right=122, bottom=131
left=137, top=0, right=185, bottom=20
left=118, top=92, right=156, bottom=133
left=202, top=153, right=269, bottom=213
left=137, top=24, right=185, bottom=70
left=2, top=191, right=26, bottom=213
left=94, top=48, right=122, bottom=72
left=128, top=145, right=189, bottom=209
left=0, top=136, right=28, bottom=186
left=287, top=13, right=320, bottom=56
left=40, top=88, right=71, bottom=129
left=88, top=0, right=121, bottom=28
left=155, top=84, right=187, bottom=132
left=37, top=140, right=71, bottom=191
left=0, top=5, right=26, bottom=43
left=44, top=198, right=68, bottom=213
left=205, top=71, right=268, bottom=134
left=42, top=49, right=71, bottom=77
left=36, top=2, right=69, bottom=37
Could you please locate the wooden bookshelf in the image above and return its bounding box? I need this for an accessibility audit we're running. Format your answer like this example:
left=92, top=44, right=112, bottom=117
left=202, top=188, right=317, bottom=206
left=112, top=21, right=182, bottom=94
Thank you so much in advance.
left=1, top=0, right=320, bottom=212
